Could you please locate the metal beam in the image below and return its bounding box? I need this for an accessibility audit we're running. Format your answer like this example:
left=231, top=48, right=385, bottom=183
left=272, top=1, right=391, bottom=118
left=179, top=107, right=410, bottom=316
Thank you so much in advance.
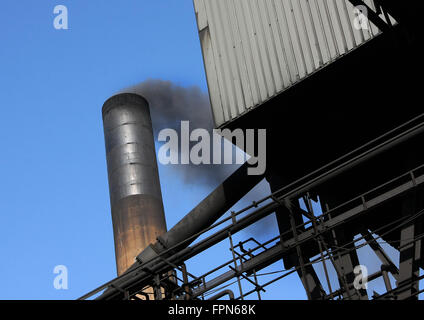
left=396, top=191, right=422, bottom=300
left=81, top=163, right=424, bottom=300
left=348, top=0, right=391, bottom=32
left=191, top=171, right=424, bottom=299
left=361, top=230, right=399, bottom=280
left=329, top=232, right=368, bottom=300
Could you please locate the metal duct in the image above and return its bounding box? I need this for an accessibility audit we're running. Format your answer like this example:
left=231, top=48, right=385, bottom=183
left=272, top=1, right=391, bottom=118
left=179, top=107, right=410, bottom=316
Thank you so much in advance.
left=102, top=93, right=167, bottom=276
left=135, top=161, right=264, bottom=264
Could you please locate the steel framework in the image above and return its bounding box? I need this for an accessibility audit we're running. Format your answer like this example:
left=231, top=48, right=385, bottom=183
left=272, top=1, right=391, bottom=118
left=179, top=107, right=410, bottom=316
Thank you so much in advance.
left=81, top=114, right=424, bottom=300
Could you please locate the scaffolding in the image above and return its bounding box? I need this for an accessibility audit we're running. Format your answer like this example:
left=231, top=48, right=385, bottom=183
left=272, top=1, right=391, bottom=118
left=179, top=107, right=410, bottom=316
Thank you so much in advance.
left=80, top=115, right=424, bottom=301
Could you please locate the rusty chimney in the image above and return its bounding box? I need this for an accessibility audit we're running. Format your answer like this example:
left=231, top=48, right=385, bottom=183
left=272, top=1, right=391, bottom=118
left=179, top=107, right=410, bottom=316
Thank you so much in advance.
left=102, top=93, right=167, bottom=276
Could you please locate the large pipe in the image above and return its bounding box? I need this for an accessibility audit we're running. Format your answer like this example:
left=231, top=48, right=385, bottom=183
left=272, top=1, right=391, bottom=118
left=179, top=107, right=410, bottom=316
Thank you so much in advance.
left=134, top=161, right=264, bottom=265
left=102, top=93, right=167, bottom=276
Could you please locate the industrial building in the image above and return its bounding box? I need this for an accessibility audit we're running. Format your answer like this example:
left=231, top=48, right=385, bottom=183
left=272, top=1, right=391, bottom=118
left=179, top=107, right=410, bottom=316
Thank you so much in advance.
left=81, top=0, right=424, bottom=300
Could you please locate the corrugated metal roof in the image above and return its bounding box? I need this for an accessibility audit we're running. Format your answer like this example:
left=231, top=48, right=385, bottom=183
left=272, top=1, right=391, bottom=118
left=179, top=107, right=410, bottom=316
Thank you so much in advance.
left=194, top=0, right=395, bottom=128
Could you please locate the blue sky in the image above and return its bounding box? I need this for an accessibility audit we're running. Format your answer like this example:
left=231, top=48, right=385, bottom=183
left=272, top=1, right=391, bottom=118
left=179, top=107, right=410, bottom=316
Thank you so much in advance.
left=0, top=0, right=404, bottom=300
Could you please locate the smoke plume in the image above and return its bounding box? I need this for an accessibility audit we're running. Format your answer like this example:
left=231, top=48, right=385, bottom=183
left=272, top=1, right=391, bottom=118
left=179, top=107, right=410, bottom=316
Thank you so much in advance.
left=120, top=79, right=272, bottom=236
left=121, top=79, right=237, bottom=186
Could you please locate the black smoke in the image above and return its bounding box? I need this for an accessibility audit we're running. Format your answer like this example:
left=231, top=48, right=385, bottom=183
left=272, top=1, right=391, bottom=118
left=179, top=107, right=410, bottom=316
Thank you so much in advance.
left=121, top=79, right=237, bottom=186
left=120, top=79, right=273, bottom=236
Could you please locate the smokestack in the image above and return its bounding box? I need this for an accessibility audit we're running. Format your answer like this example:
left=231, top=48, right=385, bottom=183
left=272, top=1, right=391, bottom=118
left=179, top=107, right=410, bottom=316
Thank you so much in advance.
left=102, top=93, right=167, bottom=276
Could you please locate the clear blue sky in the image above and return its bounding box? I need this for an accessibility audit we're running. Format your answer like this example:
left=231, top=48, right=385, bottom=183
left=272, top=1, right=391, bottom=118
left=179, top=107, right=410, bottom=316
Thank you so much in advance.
left=0, top=0, right=401, bottom=300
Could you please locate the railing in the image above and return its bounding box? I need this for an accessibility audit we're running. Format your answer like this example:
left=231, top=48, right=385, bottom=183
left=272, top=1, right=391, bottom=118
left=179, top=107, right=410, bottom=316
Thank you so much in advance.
left=81, top=162, right=424, bottom=300
left=80, top=114, right=424, bottom=300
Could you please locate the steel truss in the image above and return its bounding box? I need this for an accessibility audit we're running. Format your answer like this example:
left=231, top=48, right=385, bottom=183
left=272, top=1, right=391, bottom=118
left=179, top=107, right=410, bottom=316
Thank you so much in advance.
left=81, top=115, right=424, bottom=300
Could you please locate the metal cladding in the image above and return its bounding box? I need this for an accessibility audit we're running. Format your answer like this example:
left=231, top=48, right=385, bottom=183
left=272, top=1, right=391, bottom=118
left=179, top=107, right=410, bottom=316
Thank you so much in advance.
left=193, top=0, right=395, bottom=128
left=102, top=93, right=167, bottom=276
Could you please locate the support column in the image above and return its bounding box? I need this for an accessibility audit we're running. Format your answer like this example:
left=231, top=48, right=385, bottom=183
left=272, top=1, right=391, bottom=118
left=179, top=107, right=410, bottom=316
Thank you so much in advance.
left=396, top=190, right=422, bottom=300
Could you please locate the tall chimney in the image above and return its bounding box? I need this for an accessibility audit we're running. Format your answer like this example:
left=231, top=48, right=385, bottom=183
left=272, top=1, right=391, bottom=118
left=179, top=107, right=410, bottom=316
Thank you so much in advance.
left=102, top=93, right=167, bottom=276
